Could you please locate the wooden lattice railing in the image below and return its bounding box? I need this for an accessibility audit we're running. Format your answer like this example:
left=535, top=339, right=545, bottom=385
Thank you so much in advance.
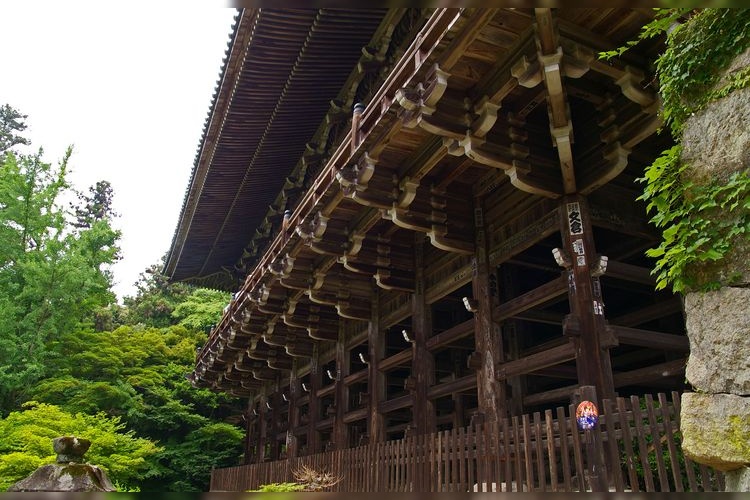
left=210, top=392, right=724, bottom=492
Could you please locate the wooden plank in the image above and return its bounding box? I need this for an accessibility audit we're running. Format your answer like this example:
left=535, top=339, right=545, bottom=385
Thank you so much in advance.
left=557, top=406, right=573, bottom=493
left=630, top=395, right=655, bottom=491
left=568, top=404, right=586, bottom=492
left=602, top=398, right=625, bottom=492
left=644, top=394, right=670, bottom=490
left=534, top=411, right=546, bottom=491
left=458, top=426, right=467, bottom=492
left=658, top=392, right=684, bottom=491
left=604, top=259, right=655, bottom=285
left=545, top=409, right=559, bottom=491
left=503, top=417, right=513, bottom=491
left=521, top=413, right=534, bottom=491
left=512, top=415, right=524, bottom=491
left=618, top=396, right=643, bottom=492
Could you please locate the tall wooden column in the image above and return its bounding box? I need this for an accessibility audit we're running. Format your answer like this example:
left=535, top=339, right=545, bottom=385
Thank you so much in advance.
left=287, top=359, right=300, bottom=458
left=559, top=194, right=616, bottom=400
left=368, top=286, right=386, bottom=443
left=269, top=385, right=280, bottom=460
left=472, top=201, right=507, bottom=423
left=257, top=388, right=268, bottom=463
left=243, top=398, right=254, bottom=464
left=307, top=344, right=322, bottom=454
left=412, top=235, right=436, bottom=434
left=334, top=322, right=349, bottom=449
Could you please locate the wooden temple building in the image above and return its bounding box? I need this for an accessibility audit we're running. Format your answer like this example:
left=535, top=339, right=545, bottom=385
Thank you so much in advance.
left=165, top=8, right=689, bottom=466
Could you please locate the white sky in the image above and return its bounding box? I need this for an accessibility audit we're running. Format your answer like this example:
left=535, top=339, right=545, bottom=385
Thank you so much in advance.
left=1, top=1, right=237, bottom=301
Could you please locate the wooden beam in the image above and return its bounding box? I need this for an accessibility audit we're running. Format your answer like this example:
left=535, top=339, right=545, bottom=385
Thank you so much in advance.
left=426, top=318, right=474, bottom=350
left=610, top=297, right=683, bottom=328
left=612, top=326, right=690, bottom=352
left=427, top=374, right=476, bottom=399
left=496, top=341, right=576, bottom=381
left=493, top=276, right=567, bottom=322
left=612, top=358, right=686, bottom=388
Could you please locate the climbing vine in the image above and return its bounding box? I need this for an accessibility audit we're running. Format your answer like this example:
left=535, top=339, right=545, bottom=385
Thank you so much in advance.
left=602, top=9, right=750, bottom=293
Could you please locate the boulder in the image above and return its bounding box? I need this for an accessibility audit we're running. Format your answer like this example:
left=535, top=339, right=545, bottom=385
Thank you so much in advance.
left=684, top=287, right=750, bottom=395
left=7, top=463, right=115, bottom=492
left=680, top=392, right=750, bottom=471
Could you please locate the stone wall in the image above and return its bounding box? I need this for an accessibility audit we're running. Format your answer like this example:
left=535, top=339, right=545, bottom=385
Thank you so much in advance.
left=679, top=48, right=750, bottom=492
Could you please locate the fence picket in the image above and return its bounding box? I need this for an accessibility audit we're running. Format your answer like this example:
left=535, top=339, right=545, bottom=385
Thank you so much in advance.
left=556, top=406, right=572, bottom=491
left=630, top=395, right=656, bottom=491
left=545, top=409, right=558, bottom=491
left=602, top=398, right=624, bottom=492
left=615, top=396, right=639, bottom=491
left=658, top=392, right=684, bottom=492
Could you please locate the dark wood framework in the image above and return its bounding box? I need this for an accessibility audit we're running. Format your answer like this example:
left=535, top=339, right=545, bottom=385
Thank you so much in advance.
left=167, top=8, right=688, bottom=467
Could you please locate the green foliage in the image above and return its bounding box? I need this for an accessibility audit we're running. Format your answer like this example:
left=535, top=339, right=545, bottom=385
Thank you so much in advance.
left=120, top=262, right=191, bottom=328
left=0, top=104, right=30, bottom=152
left=26, top=322, right=243, bottom=491
left=0, top=144, right=120, bottom=412
left=171, top=287, right=230, bottom=331
left=249, top=482, right=306, bottom=492
left=637, top=146, right=750, bottom=292
left=0, top=401, right=160, bottom=491
left=602, top=10, right=750, bottom=292
left=653, top=9, right=750, bottom=137
left=0, top=106, right=244, bottom=491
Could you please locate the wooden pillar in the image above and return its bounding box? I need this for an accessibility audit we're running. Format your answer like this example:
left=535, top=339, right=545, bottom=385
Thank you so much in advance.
left=307, top=344, right=322, bottom=454
left=269, top=384, right=280, bottom=460
left=287, top=359, right=300, bottom=459
left=247, top=396, right=256, bottom=465
left=471, top=201, right=507, bottom=424
left=257, top=388, right=268, bottom=463
left=368, top=286, right=386, bottom=444
left=412, top=235, right=436, bottom=434
left=334, top=322, right=349, bottom=449
left=559, top=195, right=616, bottom=400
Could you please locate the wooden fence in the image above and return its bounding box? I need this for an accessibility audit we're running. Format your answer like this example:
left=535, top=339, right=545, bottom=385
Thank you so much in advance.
left=210, top=392, right=724, bottom=492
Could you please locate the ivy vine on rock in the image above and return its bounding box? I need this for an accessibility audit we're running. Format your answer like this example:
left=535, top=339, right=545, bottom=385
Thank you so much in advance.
left=603, top=8, right=750, bottom=293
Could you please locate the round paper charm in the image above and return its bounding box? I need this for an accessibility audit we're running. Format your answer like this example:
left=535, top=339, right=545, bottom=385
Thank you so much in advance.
left=576, top=400, right=599, bottom=430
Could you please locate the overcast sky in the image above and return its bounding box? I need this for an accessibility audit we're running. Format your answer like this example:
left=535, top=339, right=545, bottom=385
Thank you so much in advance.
left=1, top=1, right=237, bottom=301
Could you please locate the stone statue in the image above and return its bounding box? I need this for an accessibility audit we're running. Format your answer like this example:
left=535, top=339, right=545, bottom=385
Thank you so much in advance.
left=7, top=436, right=116, bottom=492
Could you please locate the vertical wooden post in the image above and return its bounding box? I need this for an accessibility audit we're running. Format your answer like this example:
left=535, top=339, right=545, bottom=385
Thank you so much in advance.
left=368, top=285, right=386, bottom=444
left=412, top=235, right=436, bottom=434
left=257, top=388, right=268, bottom=464
left=578, top=385, right=608, bottom=492
left=334, top=321, right=350, bottom=449
left=287, top=359, right=299, bottom=459
left=308, top=344, right=321, bottom=454
left=559, top=195, right=616, bottom=400
left=472, top=201, right=507, bottom=423
left=243, top=397, right=254, bottom=464
left=269, top=383, right=280, bottom=461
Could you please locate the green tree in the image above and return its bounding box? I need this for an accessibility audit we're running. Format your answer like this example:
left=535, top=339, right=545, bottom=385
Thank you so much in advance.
left=0, top=401, right=160, bottom=491
left=121, top=262, right=191, bottom=328
left=0, top=106, right=121, bottom=413
left=172, top=286, right=230, bottom=331
left=0, top=104, right=30, bottom=153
